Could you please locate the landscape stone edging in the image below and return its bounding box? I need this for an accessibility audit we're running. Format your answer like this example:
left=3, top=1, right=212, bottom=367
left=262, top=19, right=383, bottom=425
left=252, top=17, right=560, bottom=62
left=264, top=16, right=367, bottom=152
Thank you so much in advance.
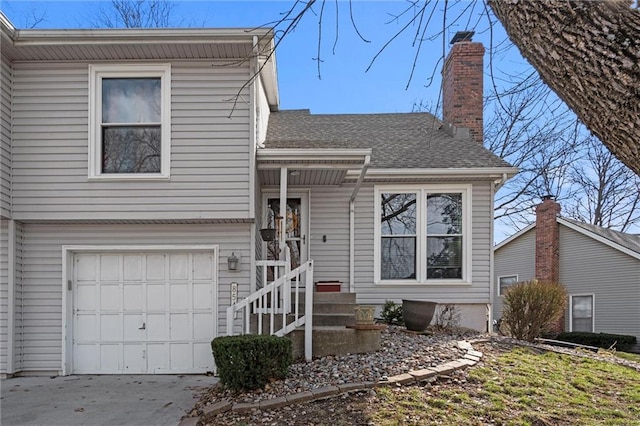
left=179, top=340, right=482, bottom=426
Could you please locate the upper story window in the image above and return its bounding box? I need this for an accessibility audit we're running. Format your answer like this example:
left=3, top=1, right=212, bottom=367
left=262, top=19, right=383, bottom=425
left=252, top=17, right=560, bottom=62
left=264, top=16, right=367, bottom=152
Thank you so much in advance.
left=375, top=185, right=471, bottom=284
left=89, top=64, right=171, bottom=180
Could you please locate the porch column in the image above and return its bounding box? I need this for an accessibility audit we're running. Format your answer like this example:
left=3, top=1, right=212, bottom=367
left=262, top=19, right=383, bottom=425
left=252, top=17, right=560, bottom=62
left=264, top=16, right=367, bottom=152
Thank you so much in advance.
left=279, top=167, right=288, bottom=261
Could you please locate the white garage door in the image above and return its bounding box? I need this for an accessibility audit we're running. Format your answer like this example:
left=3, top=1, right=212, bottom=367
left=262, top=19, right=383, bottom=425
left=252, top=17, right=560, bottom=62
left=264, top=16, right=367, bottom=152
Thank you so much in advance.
left=72, top=251, right=216, bottom=374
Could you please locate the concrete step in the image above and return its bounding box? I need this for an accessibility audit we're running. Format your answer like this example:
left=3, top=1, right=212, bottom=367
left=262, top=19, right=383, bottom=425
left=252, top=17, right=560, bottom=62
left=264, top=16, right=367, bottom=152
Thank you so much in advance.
left=312, top=292, right=356, bottom=304
left=311, top=313, right=355, bottom=327
left=286, top=326, right=381, bottom=359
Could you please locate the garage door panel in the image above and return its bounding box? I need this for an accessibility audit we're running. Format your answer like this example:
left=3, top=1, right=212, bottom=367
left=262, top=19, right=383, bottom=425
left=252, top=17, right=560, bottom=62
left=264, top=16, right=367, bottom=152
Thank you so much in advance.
left=73, top=250, right=216, bottom=374
left=193, top=283, right=213, bottom=310
left=75, top=255, right=97, bottom=282
left=123, top=314, right=143, bottom=341
left=123, top=284, right=142, bottom=311
left=170, top=284, right=189, bottom=310
left=170, top=254, right=189, bottom=280
left=123, top=255, right=143, bottom=281
left=100, top=284, right=121, bottom=311
left=146, top=255, right=166, bottom=280
left=170, top=314, right=190, bottom=340
left=193, top=254, right=213, bottom=280
left=100, top=345, right=121, bottom=371
left=193, top=313, right=213, bottom=339
left=74, top=315, right=96, bottom=341
left=75, top=284, right=96, bottom=311
left=99, top=255, right=120, bottom=281
left=100, top=315, right=122, bottom=341
left=147, top=284, right=166, bottom=311
left=147, top=314, right=166, bottom=340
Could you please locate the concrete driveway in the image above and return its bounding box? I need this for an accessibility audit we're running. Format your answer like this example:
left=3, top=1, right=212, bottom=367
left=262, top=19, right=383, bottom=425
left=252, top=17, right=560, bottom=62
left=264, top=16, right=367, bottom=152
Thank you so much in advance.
left=1, top=374, right=218, bottom=425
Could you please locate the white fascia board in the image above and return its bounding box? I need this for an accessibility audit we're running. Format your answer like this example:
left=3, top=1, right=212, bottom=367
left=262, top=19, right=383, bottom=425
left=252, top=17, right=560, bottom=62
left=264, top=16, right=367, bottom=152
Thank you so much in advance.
left=348, top=167, right=519, bottom=180
left=259, top=39, right=279, bottom=110
left=1, top=11, right=15, bottom=35
left=12, top=27, right=272, bottom=46
left=257, top=148, right=372, bottom=162
left=494, top=223, right=536, bottom=251
left=557, top=218, right=640, bottom=261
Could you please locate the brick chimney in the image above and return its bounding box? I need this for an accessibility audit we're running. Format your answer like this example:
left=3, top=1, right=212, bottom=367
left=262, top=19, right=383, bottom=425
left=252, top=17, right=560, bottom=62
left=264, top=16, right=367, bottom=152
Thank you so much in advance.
left=442, top=31, right=484, bottom=145
left=535, top=196, right=561, bottom=283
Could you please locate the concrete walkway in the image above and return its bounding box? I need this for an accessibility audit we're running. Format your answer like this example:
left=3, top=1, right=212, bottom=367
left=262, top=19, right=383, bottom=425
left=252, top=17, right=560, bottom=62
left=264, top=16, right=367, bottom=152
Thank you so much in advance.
left=1, top=374, right=218, bottom=426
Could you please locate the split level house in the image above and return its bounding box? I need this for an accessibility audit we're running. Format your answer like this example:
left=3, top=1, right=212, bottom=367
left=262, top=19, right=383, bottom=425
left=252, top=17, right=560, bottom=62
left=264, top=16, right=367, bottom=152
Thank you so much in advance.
left=494, top=197, right=640, bottom=351
left=0, top=14, right=516, bottom=377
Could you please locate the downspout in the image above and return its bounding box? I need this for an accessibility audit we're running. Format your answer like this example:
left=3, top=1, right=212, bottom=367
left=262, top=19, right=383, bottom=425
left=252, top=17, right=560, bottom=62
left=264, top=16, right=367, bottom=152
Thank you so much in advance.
left=488, top=174, right=507, bottom=332
left=249, top=35, right=258, bottom=291
left=7, top=220, right=15, bottom=374
left=349, top=155, right=370, bottom=293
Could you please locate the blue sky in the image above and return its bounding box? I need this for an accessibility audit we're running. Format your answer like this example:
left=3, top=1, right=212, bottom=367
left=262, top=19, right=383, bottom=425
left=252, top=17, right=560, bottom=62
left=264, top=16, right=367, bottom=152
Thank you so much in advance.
left=1, top=0, right=521, bottom=114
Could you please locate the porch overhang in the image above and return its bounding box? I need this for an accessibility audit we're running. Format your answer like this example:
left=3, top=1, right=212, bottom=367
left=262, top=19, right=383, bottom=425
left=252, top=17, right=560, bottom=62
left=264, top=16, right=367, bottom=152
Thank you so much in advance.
left=257, top=149, right=372, bottom=186
left=344, top=167, right=519, bottom=183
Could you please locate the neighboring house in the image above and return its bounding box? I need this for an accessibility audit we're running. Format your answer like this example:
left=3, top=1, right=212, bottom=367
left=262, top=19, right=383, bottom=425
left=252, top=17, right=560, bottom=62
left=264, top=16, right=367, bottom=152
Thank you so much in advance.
left=0, top=13, right=516, bottom=377
left=494, top=197, right=640, bottom=349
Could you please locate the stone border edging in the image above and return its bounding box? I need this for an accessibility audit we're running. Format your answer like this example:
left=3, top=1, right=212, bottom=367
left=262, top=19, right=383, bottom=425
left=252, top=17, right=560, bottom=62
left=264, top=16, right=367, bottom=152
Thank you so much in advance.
left=179, top=340, right=483, bottom=426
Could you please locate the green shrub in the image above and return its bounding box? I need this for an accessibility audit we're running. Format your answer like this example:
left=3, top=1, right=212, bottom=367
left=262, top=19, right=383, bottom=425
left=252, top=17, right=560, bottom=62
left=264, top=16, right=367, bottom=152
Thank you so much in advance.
left=211, top=334, right=292, bottom=391
left=556, top=332, right=637, bottom=351
left=381, top=300, right=404, bottom=325
left=502, top=280, right=567, bottom=342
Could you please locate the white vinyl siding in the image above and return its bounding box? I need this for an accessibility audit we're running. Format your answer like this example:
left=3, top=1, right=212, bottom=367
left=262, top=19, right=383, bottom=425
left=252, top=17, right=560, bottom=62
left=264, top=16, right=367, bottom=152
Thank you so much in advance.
left=10, top=61, right=251, bottom=221
left=353, top=182, right=493, bottom=305
left=1, top=54, right=11, bottom=218
left=559, top=225, right=640, bottom=341
left=493, top=228, right=536, bottom=320
left=17, top=223, right=250, bottom=373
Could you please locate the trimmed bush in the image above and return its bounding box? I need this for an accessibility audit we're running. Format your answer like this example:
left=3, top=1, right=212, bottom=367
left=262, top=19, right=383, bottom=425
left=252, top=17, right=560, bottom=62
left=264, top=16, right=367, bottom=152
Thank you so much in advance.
left=502, top=280, right=567, bottom=342
left=556, top=332, right=637, bottom=351
left=211, top=334, right=292, bottom=391
left=381, top=300, right=404, bottom=326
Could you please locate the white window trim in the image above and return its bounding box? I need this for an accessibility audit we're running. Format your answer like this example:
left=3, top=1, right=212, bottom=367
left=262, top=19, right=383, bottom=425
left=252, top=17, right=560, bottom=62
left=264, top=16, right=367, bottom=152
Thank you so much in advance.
left=88, top=63, right=172, bottom=180
left=569, top=293, right=595, bottom=333
left=373, top=184, right=472, bottom=285
left=497, top=274, right=519, bottom=296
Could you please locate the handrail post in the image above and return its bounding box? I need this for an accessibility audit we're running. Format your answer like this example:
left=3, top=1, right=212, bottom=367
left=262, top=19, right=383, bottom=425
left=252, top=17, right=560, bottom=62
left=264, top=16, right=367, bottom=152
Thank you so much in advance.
left=226, top=306, right=234, bottom=336
left=304, top=260, right=314, bottom=361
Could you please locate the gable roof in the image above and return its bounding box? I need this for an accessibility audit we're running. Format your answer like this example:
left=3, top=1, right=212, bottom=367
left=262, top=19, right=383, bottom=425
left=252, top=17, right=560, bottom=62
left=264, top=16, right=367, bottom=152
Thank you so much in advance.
left=264, top=110, right=513, bottom=170
left=494, top=217, right=640, bottom=261
left=557, top=218, right=640, bottom=260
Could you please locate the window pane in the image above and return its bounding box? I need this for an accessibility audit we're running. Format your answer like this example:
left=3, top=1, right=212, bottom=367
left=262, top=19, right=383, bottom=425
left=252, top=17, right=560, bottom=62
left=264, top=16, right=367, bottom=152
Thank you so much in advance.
left=427, top=193, right=462, bottom=234
left=102, top=126, right=161, bottom=173
left=427, top=236, right=462, bottom=279
left=573, top=318, right=592, bottom=332
left=499, top=276, right=518, bottom=295
left=381, top=237, right=416, bottom=280
left=103, top=78, right=161, bottom=123
left=572, top=296, right=592, bottom=318
left=381, top=193, right=416, bottom=235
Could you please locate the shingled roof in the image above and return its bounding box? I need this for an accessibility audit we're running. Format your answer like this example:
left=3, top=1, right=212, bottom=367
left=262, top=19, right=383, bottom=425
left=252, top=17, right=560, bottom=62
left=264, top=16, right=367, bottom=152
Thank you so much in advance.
left=263, top=110, right=512, bottom=169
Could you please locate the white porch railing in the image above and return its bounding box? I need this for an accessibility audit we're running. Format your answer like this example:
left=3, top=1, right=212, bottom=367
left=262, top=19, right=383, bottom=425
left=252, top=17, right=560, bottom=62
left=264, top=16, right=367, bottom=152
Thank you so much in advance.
left=225, top=259, right=314, bottom=361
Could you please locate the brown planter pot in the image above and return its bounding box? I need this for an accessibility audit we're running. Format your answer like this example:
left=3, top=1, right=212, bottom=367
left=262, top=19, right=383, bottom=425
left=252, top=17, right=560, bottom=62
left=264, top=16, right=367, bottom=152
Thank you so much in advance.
left=402, top=300, right=437, bottom=331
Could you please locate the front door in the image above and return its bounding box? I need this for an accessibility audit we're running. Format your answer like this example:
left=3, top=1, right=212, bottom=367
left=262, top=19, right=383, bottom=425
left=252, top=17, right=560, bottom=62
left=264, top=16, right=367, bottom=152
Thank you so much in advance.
left=264, top=194, right=309, bottom=270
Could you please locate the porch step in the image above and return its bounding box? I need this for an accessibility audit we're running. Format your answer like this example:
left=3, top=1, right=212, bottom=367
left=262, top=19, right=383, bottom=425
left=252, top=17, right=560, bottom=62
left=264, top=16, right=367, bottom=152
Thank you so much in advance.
left=287, top=326, right=381, bottom=359
left=312, top=292, right=356, bottom=304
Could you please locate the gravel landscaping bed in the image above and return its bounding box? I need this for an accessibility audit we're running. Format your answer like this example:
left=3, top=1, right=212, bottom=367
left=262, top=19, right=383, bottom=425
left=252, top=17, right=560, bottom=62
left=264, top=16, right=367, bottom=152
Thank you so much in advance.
left=187, top=325, right=482, bottom=420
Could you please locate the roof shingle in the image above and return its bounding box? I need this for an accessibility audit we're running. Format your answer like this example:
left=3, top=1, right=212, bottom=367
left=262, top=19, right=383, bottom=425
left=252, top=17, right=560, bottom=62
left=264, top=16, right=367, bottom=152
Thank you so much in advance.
left=264, top=110, right=512, bottom=169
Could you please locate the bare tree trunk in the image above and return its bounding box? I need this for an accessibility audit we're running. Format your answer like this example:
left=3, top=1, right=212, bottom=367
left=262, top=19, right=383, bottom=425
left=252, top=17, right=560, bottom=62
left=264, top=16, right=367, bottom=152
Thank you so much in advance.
left=489, top=0, right=640, bottom=176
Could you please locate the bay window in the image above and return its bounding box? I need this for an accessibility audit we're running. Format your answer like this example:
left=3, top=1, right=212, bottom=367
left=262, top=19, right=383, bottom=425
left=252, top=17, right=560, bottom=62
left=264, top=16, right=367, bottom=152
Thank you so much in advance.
left=375, top=185, right=471, bottom=283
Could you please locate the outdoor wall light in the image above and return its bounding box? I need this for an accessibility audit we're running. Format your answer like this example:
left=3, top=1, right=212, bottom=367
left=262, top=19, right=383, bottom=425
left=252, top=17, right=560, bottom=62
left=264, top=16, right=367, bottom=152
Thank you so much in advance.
left=228, top=252, right=239, bottom=271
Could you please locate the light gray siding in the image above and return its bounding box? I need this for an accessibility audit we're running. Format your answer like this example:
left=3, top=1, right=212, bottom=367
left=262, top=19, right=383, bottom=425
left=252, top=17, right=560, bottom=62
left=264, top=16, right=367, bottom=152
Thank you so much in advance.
left=18, top=223, right=251, bottom=373
left=348, top=182, right=494, bottom=305
left=1, top=54, right=11, bottom=219
left=309, top=186, right=351, bottom=289
left=559, top=225, right=640, bottom=341
left=1, top=219, right=8, bottom=372
left=493, top=228, right=536, bottom=319
left=11, top=61, right=251, bottom=221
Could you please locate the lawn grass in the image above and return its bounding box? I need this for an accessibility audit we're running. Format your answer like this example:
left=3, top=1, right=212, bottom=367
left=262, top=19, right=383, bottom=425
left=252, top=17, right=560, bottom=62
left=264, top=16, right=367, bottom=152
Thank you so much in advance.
left=367, top=346, right=640, bottom=425
left=615, top=351, right=640, bottom=363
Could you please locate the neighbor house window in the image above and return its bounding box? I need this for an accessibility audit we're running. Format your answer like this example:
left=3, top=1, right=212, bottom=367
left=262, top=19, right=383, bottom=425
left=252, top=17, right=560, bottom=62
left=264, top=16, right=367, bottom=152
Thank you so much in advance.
left=571, top=295, right=594, bottom=332
left=498, top=275, right=519, bottom=296
left=89, top=64, right=171, bottom=179
left=375, top=185, right=471, bottom=283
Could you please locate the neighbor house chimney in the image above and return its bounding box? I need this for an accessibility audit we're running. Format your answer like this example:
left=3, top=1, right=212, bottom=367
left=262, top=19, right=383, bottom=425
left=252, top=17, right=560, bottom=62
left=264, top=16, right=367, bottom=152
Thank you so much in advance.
left=535, top=196, right=561, bottom=283
left=442, top=31, right=484, bottom=145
